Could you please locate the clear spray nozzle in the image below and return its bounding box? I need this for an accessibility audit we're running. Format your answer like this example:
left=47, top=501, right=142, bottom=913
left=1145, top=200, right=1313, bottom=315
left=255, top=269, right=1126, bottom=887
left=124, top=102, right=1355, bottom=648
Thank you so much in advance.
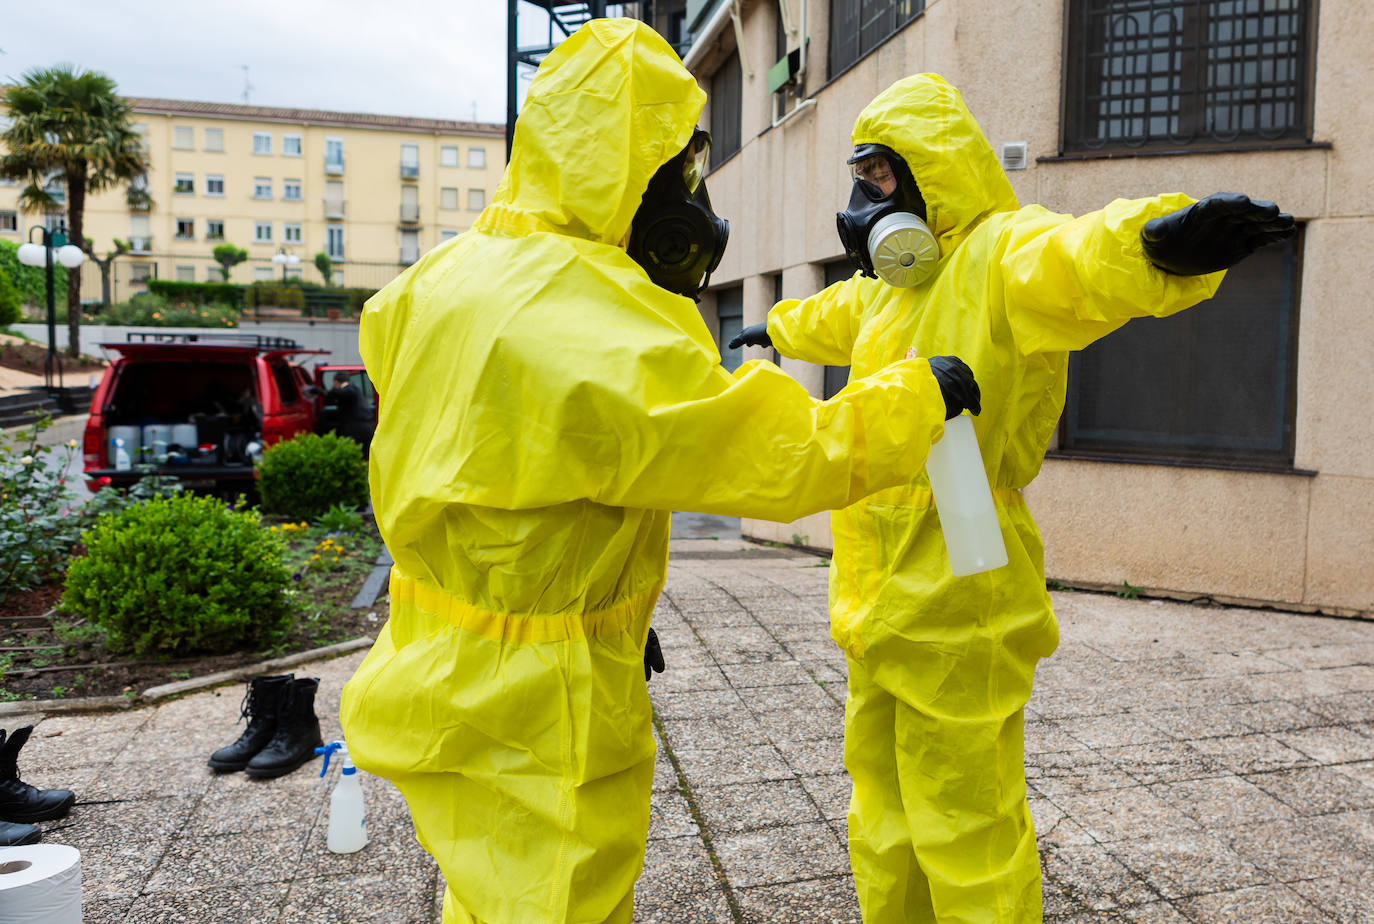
left=315, top=740, right=347, bottom=777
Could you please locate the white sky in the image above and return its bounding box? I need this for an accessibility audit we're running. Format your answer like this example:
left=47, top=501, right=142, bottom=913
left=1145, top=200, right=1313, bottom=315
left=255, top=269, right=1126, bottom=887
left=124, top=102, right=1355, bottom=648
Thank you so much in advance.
left=0, top=1, right=574, bottom=124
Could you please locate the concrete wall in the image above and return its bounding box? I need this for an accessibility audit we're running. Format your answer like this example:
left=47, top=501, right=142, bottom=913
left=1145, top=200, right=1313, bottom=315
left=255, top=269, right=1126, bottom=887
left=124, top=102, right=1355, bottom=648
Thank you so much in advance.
left=691, top=0, right=1373, bottom=617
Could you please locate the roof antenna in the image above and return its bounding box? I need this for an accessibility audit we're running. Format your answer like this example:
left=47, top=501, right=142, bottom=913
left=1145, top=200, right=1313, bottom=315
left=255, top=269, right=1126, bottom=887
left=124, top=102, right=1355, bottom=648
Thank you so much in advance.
left=240, top=65, right=254, bottom=104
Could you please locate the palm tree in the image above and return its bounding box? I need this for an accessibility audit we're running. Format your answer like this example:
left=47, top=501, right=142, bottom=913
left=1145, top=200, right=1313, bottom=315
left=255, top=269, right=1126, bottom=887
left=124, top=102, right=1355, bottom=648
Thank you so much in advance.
left=1, top=65, right=147, bottom=356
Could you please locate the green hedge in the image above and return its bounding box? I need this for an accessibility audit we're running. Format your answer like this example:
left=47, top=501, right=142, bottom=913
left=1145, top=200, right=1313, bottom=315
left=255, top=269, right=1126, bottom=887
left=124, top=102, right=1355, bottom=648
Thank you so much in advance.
left=0, top=239, right=68, bottom=311
left=147, top=278, right=245, bottom=308
left=247, top=282, right=375, bottom=316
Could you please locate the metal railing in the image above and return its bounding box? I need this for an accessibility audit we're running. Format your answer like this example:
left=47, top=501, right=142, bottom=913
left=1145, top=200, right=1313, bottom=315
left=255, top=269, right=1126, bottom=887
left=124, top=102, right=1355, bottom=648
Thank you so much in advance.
left=324, top=157, right=345, bottom=175
left=400, top=163, right=419, bottom=179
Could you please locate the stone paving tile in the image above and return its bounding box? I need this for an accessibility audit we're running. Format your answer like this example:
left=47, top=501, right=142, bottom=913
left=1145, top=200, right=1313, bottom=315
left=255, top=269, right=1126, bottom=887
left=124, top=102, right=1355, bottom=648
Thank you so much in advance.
left=1228, top=698, right=1330, bottom=732
left=634, top=835, right=721, bottom=906
left=713, top=821, right=849, bottom=889
left=1041, top=844, right=1161, bottom=911
left=297, top=802, right=433, bottom=877
left=1104, top=831, right=1270, bottom=899
left=782, top=639, right=849, bottom=663
left=1267, top=642, right=1374, bottom=670
left=1133, top=704, right=1258, bottom=739
left=144, top=829, right=307, bottom=892
left=771, top=734, right=845, bottom=776
left=633, top=889, right=735, bottom=923
left=1304, top=690, right=1374, bottom=724
left=694, top=779, right=820, bottom=836
left=696, top=626, right=790, bottom=664
left=1029, top=795, right=1096, bottom=848
left=650, top=688, right=748, bottom=720
left=1026, top=749, right=1140, bottom=798
left=82, top=758, right=221, bottom=801
left=1188, top=732, right=1318, bottom=774
left=121, top=882, right=291, bottom=924
left=1289, top=876, right=1374, bottom=924
left=1173, top=883, right=1336, bottom=923
left=799, top=659, right=848, bottom=685
left=79, top=837, right=175, bottom=901
left=1243, top=765, right=1374, bottom=815
left=1045, top=785, right=1201, bottom=843
left=48, top=797, right=193, bottom=852
left=185, top=772, right=324, bottom=836
left=1056, top=713, right=1175, bottom=749
left=657, top=713, right=768, bottom=751
left=1098, top=739, right=1227, bottom=785
left=1149, top=775, right=1296, bottom=827
left=1026, top=718, right=1091, bottom=754
left=769, top=621, right=836, bottom=642
left=718, top=659, right=817, bottom=689
left=735, top=874, right=862, bottom=923
left=83, top=895, right=137, bottom=924
left=1111, top=902, right=1194, bottom=922
left=1270, top=723, right=1374, bottom=763
left=672, top=744, right=792, bottom=788
left=1333, top=759, right=1374, bottom=796
left=279, top=868, right=435, bottom=923
left=799, top=772, right=852, bottom=821
left=651, top=636, right=716, bottom=669
left=647, top=664, right=732, bottom=696
left=647, top=784, right=699, bottom=840
left=1215, top=819, right=1369, bottom=882
left=650, top=741, right=677, bottom=792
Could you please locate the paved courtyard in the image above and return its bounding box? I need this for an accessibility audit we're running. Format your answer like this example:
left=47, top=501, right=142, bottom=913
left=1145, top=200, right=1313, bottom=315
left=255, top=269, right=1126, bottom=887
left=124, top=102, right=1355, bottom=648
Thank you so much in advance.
left=4, top=534, right=1374, bottom=922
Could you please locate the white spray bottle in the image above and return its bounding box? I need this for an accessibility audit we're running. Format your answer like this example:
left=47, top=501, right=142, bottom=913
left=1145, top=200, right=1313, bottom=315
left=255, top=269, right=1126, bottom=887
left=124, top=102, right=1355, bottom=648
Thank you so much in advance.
left=316, top=740, right=368, bottom=853
left=912, top=348, right=1009, bottom=577
left=113, top=437, right=132, bottom=472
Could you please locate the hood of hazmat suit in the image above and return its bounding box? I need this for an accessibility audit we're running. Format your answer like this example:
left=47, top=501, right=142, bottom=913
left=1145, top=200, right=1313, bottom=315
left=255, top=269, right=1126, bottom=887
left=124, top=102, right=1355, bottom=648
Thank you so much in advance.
left=340, top=23, right=948, bottom=924
left=765, top=74, right=1225, bottom=922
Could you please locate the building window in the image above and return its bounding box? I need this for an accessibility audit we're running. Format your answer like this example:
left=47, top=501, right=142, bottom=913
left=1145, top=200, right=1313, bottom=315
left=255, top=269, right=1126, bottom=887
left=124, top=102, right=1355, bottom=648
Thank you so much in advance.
left=204, top=128, right=224, bottom=152
left=253, top=131, right=272, bottom=155
left=129, top=216, right=151, bottom=253
left=206, top=175, right=225, bottom=196
left=131, top=263, right=153, bottom=284
left=284, top=222, right=302, bottom=243
left=1063, top=0, right=1315, bottom=153
left=400, top=229, right=420, bottom=265
left=325, top=137, right=345, bottom=173
left=254, top=266, right=275, bottom=282
left=401, top=143, right=420, bottom=179
left=467, top=188, right=485, bottom=211
left=708, top=49, right=742, bottom=168
left=254, top=177, right=273, bottom=199
left=1060, top=232, right=1302, bottom=467
left=716, top=285, right=744, bottom=373
left=176, top=265, right=196, bottom=282
left=829, top=0, right=922, bottom=79
left=174, top=173, right=194, bottom=194
left=822, top=260, right=853, bottom=398
left=206, top=219, right=224, bottom=241
left=331, top=269, right=345, bottom=286
left=326, top=226, right=345, bottom=260
left=255, top=221, right=273, bottom=243
left=468, top=147, right=486, bottom=169
left=440, top=187, right=459, bottom=210
left=283, top=133, right=302, bottom=156
left=283, top=178, right=302, bottom=201
left=175, top=218, right=195, bottom=240
left=172, top=125, right=193, bottom=149
left=0, top=210, right=16, bottom=233
left=206, top=265, right=222, bottom=282
left=440, top=229, right=459, bottom=241
left=440, top=145, right=459, bottom=167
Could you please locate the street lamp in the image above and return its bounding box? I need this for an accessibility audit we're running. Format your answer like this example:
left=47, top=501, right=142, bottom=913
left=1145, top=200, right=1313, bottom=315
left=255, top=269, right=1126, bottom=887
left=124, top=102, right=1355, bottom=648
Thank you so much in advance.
left=16, top=225, right=84, bottom=391
left=271, top=247, right=300, bottom=282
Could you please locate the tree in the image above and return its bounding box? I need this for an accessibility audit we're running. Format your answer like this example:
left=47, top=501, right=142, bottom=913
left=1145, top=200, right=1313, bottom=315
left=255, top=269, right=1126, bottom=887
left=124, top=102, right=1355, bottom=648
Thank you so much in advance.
left=213, top=243, right=249, bottom=282
left=314, top=252, right=333, bottom=286
left=0, top=65, right=148, bottom=355
left=83, top=237, right=129, bottom=311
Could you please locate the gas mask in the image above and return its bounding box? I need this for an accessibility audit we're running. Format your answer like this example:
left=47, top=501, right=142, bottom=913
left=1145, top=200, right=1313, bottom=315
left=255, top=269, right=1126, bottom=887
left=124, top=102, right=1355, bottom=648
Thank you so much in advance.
left=628, top=128, right=730, bottom=299
left=835, top=144, right=939, bottom=288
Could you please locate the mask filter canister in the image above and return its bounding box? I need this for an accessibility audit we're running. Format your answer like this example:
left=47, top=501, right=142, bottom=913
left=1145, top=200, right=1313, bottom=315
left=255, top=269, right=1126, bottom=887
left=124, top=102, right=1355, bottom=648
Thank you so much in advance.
left=867, top=212, right=939, bottom=288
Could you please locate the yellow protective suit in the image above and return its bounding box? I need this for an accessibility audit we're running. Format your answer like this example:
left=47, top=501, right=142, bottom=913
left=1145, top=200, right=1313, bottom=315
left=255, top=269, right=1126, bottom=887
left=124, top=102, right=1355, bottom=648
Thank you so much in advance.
left=765, top=75, right=1225, bottom=924
left=339, top=22, right=950, bottom=924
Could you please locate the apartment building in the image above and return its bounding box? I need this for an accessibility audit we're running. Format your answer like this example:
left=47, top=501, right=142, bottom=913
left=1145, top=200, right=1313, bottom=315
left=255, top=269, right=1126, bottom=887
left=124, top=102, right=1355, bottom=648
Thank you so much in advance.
left=670, top=0, right=1371, bottom=617
left=0, top=97, right=505, bottom=292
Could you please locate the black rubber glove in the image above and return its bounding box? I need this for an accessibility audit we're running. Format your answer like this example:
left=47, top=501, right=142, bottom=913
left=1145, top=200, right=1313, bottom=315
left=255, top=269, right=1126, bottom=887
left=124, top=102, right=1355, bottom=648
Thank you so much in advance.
left=728, top=322, right=772, bottom=350
left=1141, top=192, right=1296, bottom=276
left=927, top=355, right=981, bottom=420
left=644, top=628, right=665, bottom=682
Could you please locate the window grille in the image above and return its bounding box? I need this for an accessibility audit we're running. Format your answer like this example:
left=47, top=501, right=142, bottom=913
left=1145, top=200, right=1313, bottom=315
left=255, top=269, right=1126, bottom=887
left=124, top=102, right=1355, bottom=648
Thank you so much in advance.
left=828, top=0, right=922, bottom=79
left=709, top=50, right=742, bottom=169
left=1059, top=232, right=1302, bottom=467
left=1064, top=0, right=1313, bottom=152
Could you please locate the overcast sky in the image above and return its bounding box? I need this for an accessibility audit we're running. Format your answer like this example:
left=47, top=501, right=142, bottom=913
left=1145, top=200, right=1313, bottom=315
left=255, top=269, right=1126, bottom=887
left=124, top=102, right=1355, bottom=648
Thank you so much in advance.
left=1, top=1, right=570, bottom=124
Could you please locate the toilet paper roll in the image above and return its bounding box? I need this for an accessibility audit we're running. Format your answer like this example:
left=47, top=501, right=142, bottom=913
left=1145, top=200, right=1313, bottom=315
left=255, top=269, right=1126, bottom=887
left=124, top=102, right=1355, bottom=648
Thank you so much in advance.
left=0, top=843, right=82, bottom=924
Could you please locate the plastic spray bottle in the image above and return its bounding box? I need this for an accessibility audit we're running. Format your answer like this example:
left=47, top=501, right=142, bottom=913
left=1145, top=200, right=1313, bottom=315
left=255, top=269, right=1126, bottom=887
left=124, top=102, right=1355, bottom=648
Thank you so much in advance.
left=924, top=415, right=1009, bottom=578
left=315, top=740, right=368, bottom=853
left=113, top=437, right=131, bottom=472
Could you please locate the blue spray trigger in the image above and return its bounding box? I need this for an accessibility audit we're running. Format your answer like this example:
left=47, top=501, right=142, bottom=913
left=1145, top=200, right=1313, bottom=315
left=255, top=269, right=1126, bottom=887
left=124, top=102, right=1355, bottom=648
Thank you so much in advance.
left=316, top=740, right=344, bottom=777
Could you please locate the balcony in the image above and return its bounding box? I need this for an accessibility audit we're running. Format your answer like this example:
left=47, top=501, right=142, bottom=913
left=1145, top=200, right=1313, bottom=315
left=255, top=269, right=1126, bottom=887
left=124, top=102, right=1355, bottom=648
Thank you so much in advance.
left=127, top=187, right=152, bottom=211
left=326, top=249, right=345, bottom=262
left=325, top=156, right=345, bottom=175
left=323, top=198, right=346, bottom=219
left=400, top=163, right=419, bottom=180
left=399, top=203, right=420, bottom=223
left=128, top=236, right=152, bottom=254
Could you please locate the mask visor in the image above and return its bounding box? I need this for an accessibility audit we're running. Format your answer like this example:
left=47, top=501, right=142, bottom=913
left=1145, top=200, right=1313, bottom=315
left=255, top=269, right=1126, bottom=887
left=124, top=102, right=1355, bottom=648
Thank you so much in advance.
left=848, top=152, right=901, bottom=198
left=683, top=129, right=712, bottom=194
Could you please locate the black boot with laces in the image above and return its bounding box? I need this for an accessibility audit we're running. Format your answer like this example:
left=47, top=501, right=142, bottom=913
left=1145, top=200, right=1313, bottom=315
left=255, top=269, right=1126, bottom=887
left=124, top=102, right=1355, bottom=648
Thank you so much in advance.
left=245, top=677, right=324, bottom=779
left=0, top=726, right=76, bottom=824
left=208, top=673, right=293, bottom=772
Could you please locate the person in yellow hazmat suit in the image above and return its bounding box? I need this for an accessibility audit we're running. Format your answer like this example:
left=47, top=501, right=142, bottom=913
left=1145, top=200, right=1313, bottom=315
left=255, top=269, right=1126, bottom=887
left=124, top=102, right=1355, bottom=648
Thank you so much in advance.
left=338, top=25, right=984, bottom=924
left=729, top=74, right=1295, bottom=923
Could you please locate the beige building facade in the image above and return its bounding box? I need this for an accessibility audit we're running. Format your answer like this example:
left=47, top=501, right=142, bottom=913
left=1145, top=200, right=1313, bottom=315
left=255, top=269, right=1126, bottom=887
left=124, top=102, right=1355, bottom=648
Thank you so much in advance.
left=674, top=0, right=1372, bottom=617
left=1, top=98, right=504, bottom=294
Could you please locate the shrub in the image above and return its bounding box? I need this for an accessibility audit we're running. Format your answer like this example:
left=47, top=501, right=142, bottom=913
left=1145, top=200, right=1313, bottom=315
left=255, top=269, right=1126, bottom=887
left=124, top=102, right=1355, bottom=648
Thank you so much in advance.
left=257, top=432, right=368, bottom=521
left=0, top=239, right=67, bottom=313
left=0, top=422, right=84, bottom=599
left=147, top=279, right=245, bottom=307
left=61, top=494, right=294, bottom=656
left=103, top=292, right=239, bottom=328
left=0, top=265, right=21, bottom=326
left=247, top=284, right=305, bottom=310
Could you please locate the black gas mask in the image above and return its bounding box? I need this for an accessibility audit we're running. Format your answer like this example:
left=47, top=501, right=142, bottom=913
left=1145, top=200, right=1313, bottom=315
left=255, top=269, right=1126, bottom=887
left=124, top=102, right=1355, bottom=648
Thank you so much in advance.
left=835, top=144, right=939, bottom=288
left=628, top=128, right=729, bottom=299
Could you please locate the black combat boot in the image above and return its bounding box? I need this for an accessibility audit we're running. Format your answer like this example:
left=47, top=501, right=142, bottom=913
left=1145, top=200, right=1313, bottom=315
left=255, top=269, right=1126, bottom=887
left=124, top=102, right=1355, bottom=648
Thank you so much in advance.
left=208, top=673, right=294, bottom=772
left=0, top=819, right=40, bottom=846
left=0, top=726, right=76, bottom=823
left=244, top=677, right=324, bottom=779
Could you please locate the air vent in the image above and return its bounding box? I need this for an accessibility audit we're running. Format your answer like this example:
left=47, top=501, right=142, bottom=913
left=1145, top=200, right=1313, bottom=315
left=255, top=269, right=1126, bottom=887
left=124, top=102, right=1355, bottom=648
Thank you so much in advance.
left=1001, top=141, right=1029, bottom=171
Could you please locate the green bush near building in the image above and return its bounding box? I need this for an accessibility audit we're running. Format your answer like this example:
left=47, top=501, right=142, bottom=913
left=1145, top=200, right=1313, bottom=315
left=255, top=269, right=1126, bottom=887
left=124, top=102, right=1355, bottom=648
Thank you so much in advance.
left=0, top=239, right=67, bottom=312
left=257, top=432, right=369, bottom=521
